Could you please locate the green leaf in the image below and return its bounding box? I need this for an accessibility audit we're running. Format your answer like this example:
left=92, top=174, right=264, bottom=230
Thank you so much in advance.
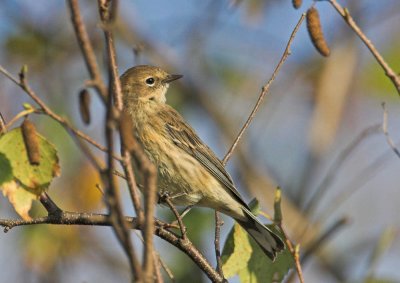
left=0, top=152, right=13, bottom=185
left=222, top=202, right=295, bottom=283
left=222, top=222, right=294, bottom=282
left=0, top=127, right=60, bottom=194
left=222, top=224, right=253, bottom=278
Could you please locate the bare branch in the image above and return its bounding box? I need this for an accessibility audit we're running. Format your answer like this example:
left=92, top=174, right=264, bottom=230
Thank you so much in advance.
left=119, top=112, right=144, bottom=221
left=222, top=13, right=305, bottom=164
left=122, top=113, right=158, bottom=282
left=101, top=27, right=141, bottom=283
left=5, top=108, right=37, bottom=130
left=274, top=188, right=305, bottom=283
left=66, top=0, right=108, bottom=100
left=162, top=194, right=187, bottom=240
left=0, top=64, right=121, bottom=162
left=214, top=211, right=225, bottom=278
left=327, top=0, right=400, bottom=95
left=0, top=112, right=6, bottom=134
left=0, top=210, right=224, bottom=282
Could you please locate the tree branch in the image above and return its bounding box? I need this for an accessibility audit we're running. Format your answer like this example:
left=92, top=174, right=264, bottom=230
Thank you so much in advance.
left=162, top=194, right=187, bottom=240
left=66, top=0, right=108, bottom=100
left=222, top=13, right=306, bottom=164
left=327, top=0, right=400, bottom=95
left=0, top=210, right=224, bottom=283
left=0, top=64, right=121, bottom=162
left=99, top=3, right=141, bottom=280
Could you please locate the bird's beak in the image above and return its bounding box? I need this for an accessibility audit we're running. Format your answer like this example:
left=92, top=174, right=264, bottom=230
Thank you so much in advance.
left=162, top=74, right=183, bottom=84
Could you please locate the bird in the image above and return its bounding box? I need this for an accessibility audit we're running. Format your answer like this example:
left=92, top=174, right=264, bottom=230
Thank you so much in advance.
left=121, top=65, right=285, bottom=260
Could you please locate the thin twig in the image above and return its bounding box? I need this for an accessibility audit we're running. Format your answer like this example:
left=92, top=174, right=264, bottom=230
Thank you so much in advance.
left=381, top=103, right=400, bottom=158
left=328, top=0, right=400, bottom=95
left=122, top=149, right=144, bottom=221
left=104, top=123, right=141, bottom=281
left=0, top=65, right=105, bottom=172
left=214, top=211, right=224, bottom=278
left=104, top=98, right=141, bottom=281
left=213, top=14, right=305, bottom=280
left=122, top=113, right=158, bottom=282
left=5, top=108, right=37, bottom=129
left=119, top=112, right=145, bottom=223
left=156, top=226, right=224, bottom=282
left=157, top=253, right=175, bottom=282
left=0, top=112, right=6, bottom=134
left=140, top=150, right=158, bottom=282
left=163, top=194, right=187, bottom=240
left=99, top=1, right=159, bottom=279
left=212, top=13, right=305, bottom=282
left=67, top=0, right=107, bottom=100
left=278, top=224, right=305, bottom=283
left=0, top=64, right=121, bottom=162
left=102, top=37, right=141, bottom=283
left=274, top=188, right=305, bottom=283
left=100, top=0, right=123, bottom=111
left=293, top=245, right=305, bottom=283
left=133, top=231, right=167, bottom=283
left=222, top=13, right=306, bottom=164
left=152, top=250, right=164, bottom=283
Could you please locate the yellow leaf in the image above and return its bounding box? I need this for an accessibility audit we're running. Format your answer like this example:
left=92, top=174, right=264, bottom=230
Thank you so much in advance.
left=2, top=180, right=37, bottom=220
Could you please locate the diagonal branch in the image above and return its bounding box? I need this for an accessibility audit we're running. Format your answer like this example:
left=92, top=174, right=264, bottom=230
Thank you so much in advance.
left=222, top=13, right=306, bottom=164
left=0, top=64, right=121, bottom=163
left=162, top=194, right=187, bottom=240
left=327, top=0, right=400, bottom=95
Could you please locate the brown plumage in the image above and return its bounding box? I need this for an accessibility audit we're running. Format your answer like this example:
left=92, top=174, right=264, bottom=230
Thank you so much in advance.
left=121, top=65, right=284, bottom=260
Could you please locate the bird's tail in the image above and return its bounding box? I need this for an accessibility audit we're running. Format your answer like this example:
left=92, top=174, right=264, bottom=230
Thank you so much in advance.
left=236, top=207, right=285, bottom=261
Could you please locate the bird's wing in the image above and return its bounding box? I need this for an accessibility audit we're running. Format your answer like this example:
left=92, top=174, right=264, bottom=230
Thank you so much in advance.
left=160, top=106, right=250, bottom=209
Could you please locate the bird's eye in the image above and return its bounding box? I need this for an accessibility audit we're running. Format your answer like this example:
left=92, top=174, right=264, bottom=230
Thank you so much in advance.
left=145, top=77, right=155, bottom=86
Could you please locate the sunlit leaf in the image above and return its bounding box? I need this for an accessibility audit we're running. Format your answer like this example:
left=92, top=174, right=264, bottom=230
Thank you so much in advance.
left=2, top=180, right=37, bottom=220
left=222, top=221, right=294, bottom=282
left=222, top=199, right=294, bottom=282
left=222, top=223, right=253, bottom=278
left=0, top=127, right=60, bottom=194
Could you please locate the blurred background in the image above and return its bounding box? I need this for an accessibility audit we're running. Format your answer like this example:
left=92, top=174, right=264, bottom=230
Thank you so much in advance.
left=0, top=0, right=400, bottom=282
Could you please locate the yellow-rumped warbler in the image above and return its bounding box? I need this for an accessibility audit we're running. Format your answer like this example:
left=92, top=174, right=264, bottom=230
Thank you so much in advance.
left=121, top=65, right=284, bottom=260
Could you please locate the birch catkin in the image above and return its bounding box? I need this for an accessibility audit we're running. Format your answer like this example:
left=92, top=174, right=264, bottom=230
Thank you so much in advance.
left=306, top=7, right=330, bottom=57
left=292, top=0, right=302, bottom=9
left=22, top=119, right=40, bottom=165
left=79, top=89, right=91, bottom=125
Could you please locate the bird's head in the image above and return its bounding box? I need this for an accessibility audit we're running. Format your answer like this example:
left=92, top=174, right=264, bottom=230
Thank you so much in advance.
left=120, top=65, right=182, bottom=105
